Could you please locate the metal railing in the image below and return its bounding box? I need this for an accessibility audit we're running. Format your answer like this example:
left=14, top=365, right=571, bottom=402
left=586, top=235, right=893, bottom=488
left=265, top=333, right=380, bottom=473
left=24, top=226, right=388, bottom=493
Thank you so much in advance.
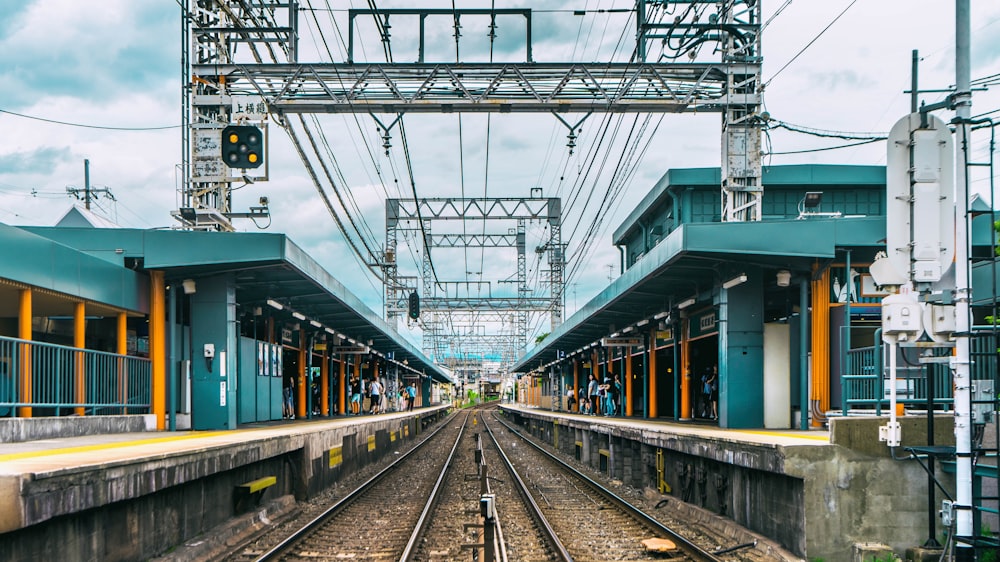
left=841, top=331, right=997, bottom=415
left=0, top=335, right=151, bottom=417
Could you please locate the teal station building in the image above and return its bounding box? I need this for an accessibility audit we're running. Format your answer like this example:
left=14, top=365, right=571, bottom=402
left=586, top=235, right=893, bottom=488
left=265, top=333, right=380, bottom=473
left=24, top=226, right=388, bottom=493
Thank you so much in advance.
left=514, top=164, right=999, bottom=430
left=0, top=216, right=452, bottom=431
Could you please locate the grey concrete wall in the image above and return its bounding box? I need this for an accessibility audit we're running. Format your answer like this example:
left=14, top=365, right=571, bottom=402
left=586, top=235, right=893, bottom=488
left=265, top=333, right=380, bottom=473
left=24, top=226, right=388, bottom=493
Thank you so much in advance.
left=505, top=409, right=954, bottom=561
left=0, top=407, right=450, bottom=562
left=0, top=414, right=155, bottom=443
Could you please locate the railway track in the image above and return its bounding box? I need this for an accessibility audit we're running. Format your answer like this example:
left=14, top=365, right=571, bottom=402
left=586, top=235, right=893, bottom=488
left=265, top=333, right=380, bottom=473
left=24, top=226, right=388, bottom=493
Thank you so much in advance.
left=245, top=410, right=468, bottom=561
left=483, top=412, right=724, bottom=562
left=227, top=404, right=779, bottom=562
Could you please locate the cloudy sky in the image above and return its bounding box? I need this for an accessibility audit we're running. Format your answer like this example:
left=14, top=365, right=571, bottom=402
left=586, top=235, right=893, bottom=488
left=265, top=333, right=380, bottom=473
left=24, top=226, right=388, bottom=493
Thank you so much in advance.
left=1, top=1, right=998, bottom=354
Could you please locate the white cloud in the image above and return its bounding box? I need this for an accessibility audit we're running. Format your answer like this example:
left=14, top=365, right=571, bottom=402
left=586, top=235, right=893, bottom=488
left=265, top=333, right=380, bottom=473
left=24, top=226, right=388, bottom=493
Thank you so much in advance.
left=2, top=0, right=999, bottom=356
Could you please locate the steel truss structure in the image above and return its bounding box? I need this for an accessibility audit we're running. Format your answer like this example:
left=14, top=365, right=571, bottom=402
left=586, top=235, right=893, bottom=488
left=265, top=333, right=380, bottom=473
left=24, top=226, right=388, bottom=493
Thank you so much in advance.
left=180, top=2, right=763, bottom=370
left=385, top=197, right=562, bottom=366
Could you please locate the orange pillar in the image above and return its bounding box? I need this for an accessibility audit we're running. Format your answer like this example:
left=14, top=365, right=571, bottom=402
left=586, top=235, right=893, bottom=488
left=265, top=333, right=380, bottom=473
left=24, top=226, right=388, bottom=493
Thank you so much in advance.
left=648, top=328, right=658, bottom=418
left=338, top=354, right=346, bottom=415
left=320, top=346, right=329, bottom=416
left=811, top=266, right=831, bottom=426
left=625, top=347, right=634, bottom=417
left=18, top=288, right=32, bottom=418
left=74, top=302, right=86, bottom=416
left=353, top=355, right=361, bottom=410
left=297, top=329, right=307, bottom=418
left=150, top=271, right=166, bottom=430
left=117, top=312, right=128, bottom=412
left=680, top=318, right=691, bottom=420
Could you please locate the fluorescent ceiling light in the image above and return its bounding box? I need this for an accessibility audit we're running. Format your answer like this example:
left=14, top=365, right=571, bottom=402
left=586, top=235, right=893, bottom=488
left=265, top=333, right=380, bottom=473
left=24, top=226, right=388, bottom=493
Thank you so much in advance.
left=653, top=311, right=670, bottom=320
left=636, top=319, right=650, bottom=327
left=292, top=312, right=306, bottom=320
left=722, top=274, right=748, bottom=289
left=677, top=297, right=696, bottom=309
left=266, top=299, right=283, bottom=310
left=310, top=320, right=322, bottom=328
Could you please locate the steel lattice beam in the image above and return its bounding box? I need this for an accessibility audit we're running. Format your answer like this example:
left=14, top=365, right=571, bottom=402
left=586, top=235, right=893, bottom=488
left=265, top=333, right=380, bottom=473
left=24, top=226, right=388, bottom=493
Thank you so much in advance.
left=192, top=63, right=758, bottom=114
left=422, top=297, right=554, bottom=311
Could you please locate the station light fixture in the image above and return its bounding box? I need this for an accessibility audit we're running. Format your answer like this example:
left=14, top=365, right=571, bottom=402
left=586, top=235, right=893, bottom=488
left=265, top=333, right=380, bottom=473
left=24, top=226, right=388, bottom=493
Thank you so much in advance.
left=292, top=311, right=306, bottom=321
left=776, top=270, right=792, bottom=287
left=677, top=297, right=696, bottom=310
left=653, top=311, right=670, bottom=320
left=309, top=320, right=322, bottom=328
left=266, top=299, right=283, bottom=310
left=803, top=191, right=823, bottom=208
left=722, top=273, right=748, bottom=289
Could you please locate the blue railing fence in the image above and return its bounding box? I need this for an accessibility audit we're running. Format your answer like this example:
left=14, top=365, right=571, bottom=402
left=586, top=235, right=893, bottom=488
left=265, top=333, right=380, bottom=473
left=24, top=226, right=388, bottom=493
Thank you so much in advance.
left=841, top=331, right=998, bottom=414
left=0, top=335, right=151, bottom=417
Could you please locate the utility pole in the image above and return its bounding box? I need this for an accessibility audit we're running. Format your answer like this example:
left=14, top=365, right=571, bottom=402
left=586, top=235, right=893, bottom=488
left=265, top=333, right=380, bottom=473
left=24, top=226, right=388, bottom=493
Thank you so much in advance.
left=66, top=160, right=114, bottom=211
left=952, top=1, right=973, bottom=559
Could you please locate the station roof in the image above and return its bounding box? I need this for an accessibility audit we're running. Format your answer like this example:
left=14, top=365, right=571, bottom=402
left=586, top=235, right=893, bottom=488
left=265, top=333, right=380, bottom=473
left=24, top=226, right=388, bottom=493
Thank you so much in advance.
left=513, top=216, right=885, bottom=373
left=613, top=164, right=887, bottom=245
left=0, top=222, right=147, bottom=316
left=21, top=226, right=452, bottom=384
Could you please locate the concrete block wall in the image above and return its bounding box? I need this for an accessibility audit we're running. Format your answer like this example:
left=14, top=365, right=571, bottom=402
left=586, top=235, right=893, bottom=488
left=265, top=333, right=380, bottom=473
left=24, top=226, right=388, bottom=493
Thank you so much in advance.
left=0, top=414, right=156, bottom=443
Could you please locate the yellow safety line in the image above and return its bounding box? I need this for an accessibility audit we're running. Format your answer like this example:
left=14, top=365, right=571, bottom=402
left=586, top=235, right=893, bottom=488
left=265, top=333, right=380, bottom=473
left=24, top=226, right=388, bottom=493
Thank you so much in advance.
left=737, top=430, right=830, bottom=441
left=0, top=431, right=232, bottom=463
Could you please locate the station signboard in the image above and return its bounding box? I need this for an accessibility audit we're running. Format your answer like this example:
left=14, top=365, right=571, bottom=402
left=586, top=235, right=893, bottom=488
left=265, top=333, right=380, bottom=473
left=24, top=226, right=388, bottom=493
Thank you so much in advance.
left=331, top=345, right=369, bottom=354
left=601, top=337, right=643, bottom=347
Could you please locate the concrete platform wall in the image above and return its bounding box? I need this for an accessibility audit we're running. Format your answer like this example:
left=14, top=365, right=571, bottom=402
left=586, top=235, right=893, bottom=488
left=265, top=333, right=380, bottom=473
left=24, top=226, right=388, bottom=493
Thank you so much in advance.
left=505, top=410, right=955, bottom=561
left=0, top=415, right=156, bottom=443
left=0, top=408, right=449, bottom=562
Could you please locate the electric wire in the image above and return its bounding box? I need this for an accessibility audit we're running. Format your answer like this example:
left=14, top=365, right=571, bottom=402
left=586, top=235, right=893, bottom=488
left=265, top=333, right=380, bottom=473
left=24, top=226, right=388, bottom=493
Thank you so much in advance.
left=0, top=108, right=179, bottom=131
left=763, top=0, right=859, bottom=88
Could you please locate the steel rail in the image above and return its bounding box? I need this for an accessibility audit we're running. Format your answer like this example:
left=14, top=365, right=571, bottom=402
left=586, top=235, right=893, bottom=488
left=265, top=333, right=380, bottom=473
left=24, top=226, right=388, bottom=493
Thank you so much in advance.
left=399, top=410, right=472, bottom=561
left=482, top=414, right=574, bottom=562
left=252, top=410, right=462, bottom=562
left=491, top=413, right=725, bottom=562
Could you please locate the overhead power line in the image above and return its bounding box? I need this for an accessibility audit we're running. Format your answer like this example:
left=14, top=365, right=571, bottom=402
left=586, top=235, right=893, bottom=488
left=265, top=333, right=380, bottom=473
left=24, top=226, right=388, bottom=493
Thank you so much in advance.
left=769, top=119, right=888, bottom=140
left=0, top=108, right=180, bottom=131
left=764, top=0, right=859, bottom=88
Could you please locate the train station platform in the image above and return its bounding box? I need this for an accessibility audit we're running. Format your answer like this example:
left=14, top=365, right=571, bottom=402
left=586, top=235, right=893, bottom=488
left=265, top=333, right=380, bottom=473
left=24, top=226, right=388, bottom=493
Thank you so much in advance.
left=500, top=404, right=956, bottom=561
left=0, top=405, right=451, bottom=562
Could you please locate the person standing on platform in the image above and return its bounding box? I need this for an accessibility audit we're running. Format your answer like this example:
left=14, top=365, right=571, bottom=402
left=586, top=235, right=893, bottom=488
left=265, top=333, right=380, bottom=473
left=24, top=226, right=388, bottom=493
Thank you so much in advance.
left=699, top=369, right=711, bottom=418
left=369, top=377, right=382, bottom=414
left=601, top=376, right=613, bottom=416
left=612, top=374, right=623, bottom=416
left=707, top=365, right=718, bottom=420
left=587, top=374, right=600, bottom=416
left=283, top=374, right=295, bottom=419
left=406, top=382, right=417, bottom=411
left=566, top=388, right=576, bottom=412
left=350, top=376, right=362, bottom=415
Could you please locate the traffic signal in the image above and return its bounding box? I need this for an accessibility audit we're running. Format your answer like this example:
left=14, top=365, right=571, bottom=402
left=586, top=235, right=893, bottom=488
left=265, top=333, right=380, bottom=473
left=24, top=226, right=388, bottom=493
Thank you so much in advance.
left=408, top=291, right=420, bottom=319
left=221, top=125, right=263, bottom=169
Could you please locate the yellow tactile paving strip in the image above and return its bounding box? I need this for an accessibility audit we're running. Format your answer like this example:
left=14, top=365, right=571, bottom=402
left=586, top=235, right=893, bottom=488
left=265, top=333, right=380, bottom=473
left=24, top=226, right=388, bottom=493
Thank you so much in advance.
left=0, top=408, right=444, bottom=477
left=505, top=405, right=831, bottom=447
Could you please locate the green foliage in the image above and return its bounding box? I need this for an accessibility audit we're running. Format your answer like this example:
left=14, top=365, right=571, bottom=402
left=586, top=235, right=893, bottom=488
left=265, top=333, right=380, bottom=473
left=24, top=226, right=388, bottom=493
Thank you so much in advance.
left=980, top=525, right=997, bottom=562
left=535, top=332, right=550, bottom=344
